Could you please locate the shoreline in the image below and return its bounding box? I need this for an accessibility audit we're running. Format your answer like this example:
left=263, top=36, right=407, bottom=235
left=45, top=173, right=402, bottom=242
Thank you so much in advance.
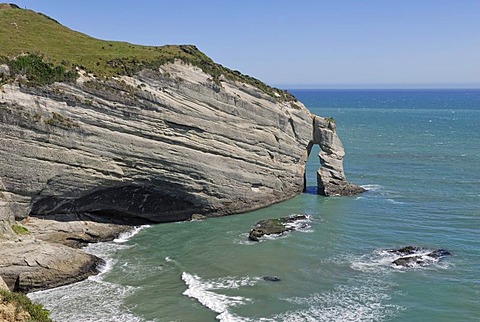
left=0, top=215, right=134, bottom=293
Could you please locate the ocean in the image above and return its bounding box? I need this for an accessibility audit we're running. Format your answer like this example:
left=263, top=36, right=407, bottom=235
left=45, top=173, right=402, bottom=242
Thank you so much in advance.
left=29, top=89, right=480, bottom=321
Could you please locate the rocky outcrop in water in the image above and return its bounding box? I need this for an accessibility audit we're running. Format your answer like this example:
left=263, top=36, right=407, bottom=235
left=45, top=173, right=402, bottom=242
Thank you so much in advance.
left=312, top=116, right=365, bottom=196
left=249, top=214, right=309, bottom=241
left=388, top=246, right=451, bottom=267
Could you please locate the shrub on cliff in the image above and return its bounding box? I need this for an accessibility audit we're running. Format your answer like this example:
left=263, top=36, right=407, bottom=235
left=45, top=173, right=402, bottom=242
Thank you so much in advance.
left=0, top=289, right=52, bottom=322
left=7, top=54, right=77, bottom=85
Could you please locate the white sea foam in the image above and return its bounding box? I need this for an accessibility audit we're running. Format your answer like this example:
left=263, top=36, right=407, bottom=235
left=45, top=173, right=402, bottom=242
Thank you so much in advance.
left=181, top=269, right=404, bottom=322
left=114, top=225, right=151, bottom=243
left=276, top=283, right=404, bottom=322
left=233, top=232, right=257, bottom=245
left=361, top=184, right=383, bottom=192
left=351, top=247, right=452, bottom=272
left=386, top=198, right=404, bottom=204
left=284, top=215, right=312, bottom=232
left=28, top=226, right=150, bottom=322
left=29, top=278, right=142, bottom=322
left=181, top=272, right=259, bottom=321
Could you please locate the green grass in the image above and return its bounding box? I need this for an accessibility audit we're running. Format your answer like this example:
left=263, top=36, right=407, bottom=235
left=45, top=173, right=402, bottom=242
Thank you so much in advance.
left=11, top=224, right=29, bottom=235
left=0, top=6, right=295, bottom=101
left=326, top=117, right=335, bottom=123
left=0, top=289, right=52, bottom=322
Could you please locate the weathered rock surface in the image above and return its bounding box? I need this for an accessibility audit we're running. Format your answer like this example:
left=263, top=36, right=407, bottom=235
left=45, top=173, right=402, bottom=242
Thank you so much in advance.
left=0, top=62, right=315, bottom=225
left=312, top=116, right=365, bottom=196
left=0, top=61, right=363, bottom=291
left=0, top=64, right=9, bottom=78
left=0, top=276, right=8, bottom=290
left=22, top=215, right=130, bottom=248
left=0, top=238, right=102, bottom=292
left=0, top=217, right=129, bottom=292
left=1, top=61, right=362, bottom=228
left=249, top=214, right=309, bottom=241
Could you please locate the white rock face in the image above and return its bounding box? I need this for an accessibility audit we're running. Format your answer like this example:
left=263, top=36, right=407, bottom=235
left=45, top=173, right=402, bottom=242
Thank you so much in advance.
left=0, top=62, right=362, bottom=227
left=0, top=62, right=364, bottom=291
left=0, top=62, right=314, bottom=224
left=312, top=116, right=365, bottom=196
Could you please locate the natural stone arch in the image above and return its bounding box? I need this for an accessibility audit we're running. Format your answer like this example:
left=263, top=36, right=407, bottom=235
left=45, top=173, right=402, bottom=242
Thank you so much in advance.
left=308, top=116, right=365, bottom=196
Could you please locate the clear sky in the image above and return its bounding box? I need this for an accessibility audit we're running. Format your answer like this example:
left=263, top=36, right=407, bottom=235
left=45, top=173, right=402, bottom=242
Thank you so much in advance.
left=10, top=0, right=480, bottom=88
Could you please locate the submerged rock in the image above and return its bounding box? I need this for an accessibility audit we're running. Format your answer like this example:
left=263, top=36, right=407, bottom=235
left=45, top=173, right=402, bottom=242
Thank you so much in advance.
left=428, top=249, right=451, bottom=258
left=262, top=276, right=281, bottom=282
left=249, top=214, right=308, bottom=241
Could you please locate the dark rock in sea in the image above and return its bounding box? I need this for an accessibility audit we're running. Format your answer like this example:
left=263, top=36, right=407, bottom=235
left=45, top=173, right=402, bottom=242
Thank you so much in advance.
left=387, top=246, right=422, bottom=255
left=392, top=256, right=425, bottom=267
left=249, top=214, right=308, bottom=241
left=389, top=246, right=451, bottom=267
left=262, top=276, right=281, bottom=282
left=427, top=249, right=451, bottom=258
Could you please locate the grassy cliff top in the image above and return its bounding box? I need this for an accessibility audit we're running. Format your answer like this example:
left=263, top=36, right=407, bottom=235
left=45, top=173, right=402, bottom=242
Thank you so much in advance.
left=0, top=5, right=295, bottom=101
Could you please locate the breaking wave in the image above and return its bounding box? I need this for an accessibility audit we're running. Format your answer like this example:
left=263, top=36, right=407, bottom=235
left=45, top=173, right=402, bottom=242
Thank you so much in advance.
left=181, top=271, right=402, bottom=322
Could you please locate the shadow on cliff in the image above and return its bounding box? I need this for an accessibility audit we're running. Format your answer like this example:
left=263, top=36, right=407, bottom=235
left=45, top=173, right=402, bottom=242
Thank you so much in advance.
left=303, top=186, right=318, bottom=195
left=28, top=184, right=206, bottom=225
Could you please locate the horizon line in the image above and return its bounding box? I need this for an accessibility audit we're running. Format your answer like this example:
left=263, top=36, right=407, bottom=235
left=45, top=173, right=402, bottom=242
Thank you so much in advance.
left=273, top=83, right=480, bottom=90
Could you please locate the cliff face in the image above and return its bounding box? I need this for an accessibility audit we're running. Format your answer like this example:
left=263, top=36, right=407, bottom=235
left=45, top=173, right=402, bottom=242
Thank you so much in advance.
left=0, top=62, right=313, bottom=225
left=0, top=57, right=365, bottom=294
left=0, top=5, right=365, bottom=294
left=312, top=116, right=366, bottom=196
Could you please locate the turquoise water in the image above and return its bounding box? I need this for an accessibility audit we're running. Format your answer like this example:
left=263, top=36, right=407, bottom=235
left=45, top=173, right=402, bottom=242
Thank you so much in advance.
left=29, top=89, right=480, bottom=321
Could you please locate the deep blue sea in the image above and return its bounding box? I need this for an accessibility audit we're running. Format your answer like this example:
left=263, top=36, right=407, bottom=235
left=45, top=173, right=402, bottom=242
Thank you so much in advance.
left=29, top=89, right=480, bottom=321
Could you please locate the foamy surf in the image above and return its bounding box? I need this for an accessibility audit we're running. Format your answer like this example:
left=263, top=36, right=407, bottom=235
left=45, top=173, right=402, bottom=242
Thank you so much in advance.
left=114, top=225, right=151, bottom=243
left=28, top=225, right=150, bottom=322
left=361, top=184, right=383, bottom=192
left=351, top=247, right=453, bottom=272
left=277, top=282, right=404, bottom=322
left=181, top=272, right=403, bottom=322
left=182, top=272, right=259, bottom=321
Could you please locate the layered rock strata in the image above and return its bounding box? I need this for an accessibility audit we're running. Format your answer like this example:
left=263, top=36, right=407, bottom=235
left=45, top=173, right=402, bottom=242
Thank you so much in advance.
left=0, top=62, right=314, bottom=224
left=312, top=116, right=365, bottom=196
left=0, top=61, right=363, bottom=291
left=0, top=217, right=128, bottom=292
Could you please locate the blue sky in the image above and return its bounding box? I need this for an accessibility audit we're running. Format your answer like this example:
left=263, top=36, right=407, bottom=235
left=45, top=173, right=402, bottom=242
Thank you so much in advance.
left=11, top=0, right=480, bottom=88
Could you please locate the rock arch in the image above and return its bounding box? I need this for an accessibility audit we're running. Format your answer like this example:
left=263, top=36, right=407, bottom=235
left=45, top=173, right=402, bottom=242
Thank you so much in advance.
left=309, top=116, right=365, bottom=196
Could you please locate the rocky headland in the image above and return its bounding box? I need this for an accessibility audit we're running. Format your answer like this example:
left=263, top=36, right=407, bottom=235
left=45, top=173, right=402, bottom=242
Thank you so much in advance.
left=0, top=4, right=363, bottom=293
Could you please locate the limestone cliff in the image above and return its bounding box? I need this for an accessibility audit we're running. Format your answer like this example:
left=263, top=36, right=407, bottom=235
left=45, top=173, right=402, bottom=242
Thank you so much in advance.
left=0, top=62, right=314, bottom=224
left=0, top=4, right=363, bottom=292
left=312, top=116, right=365, bottom=196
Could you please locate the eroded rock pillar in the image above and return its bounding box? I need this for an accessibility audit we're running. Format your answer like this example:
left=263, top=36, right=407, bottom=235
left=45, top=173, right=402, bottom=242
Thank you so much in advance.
left=312, top=116, right=365, bottom=196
